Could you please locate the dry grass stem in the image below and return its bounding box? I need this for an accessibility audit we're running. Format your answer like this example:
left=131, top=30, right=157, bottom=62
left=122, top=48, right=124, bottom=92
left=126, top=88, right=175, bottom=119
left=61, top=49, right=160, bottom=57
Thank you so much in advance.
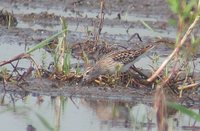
left=147, top=16, right=200, bottom=82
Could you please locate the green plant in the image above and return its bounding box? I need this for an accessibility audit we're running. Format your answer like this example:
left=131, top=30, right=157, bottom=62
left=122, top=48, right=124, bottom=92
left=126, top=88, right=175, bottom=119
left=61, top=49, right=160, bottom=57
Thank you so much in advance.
left=151, top=1, right=200, bottom=130
left=26, top=29, right=67, bottom=54
left=167, top=101, right=200, bottom=122
left=53, top=17, right=71, bottom=74
left=148, top=0, right=200, bottom=82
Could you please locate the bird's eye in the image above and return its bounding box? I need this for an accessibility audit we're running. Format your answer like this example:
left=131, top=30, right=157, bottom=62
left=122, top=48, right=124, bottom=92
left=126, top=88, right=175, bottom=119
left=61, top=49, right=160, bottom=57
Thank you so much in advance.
left=85, top=71, right=89, bottom=75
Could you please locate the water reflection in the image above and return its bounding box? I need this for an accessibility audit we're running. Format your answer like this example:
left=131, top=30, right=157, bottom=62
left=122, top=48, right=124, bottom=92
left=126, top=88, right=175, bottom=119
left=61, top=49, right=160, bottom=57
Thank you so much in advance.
left=0, top=92, right=199, bottom=131
left=80, top=99, right=131, bottom=128
left=26, top=125, right=36, bottom=131
left=52, top=96, right=61, bottom=131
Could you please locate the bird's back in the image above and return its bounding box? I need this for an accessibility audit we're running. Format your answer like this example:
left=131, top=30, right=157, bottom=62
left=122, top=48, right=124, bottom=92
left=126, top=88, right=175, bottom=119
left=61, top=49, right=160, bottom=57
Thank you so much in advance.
left=103, top=44, right=154, bottom=64
left=83, top=44, right=154, bottom=81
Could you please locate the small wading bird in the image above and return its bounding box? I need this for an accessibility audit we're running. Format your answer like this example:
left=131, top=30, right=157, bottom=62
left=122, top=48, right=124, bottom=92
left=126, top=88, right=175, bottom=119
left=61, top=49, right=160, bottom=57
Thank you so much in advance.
left=83, top=44, right=155, bottom=82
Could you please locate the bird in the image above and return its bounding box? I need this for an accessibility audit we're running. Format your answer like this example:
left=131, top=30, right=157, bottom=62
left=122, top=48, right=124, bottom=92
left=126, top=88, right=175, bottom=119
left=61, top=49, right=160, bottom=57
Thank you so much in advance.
left=83, top=44, right=154, bottom=82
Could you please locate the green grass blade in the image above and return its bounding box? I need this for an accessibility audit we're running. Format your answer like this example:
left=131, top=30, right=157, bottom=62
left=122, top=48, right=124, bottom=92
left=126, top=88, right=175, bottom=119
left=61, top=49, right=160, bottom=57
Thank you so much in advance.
left=63, top=50, right=71, bottom=74
left=60, top=17, right=68, bottom=37
left=167, top=0, right=179, bottom=14
left=140, top=20, right=161, bottom=38
left=75, top=61, right=81, bottom=75
left=167, top=101, right=200, bottom=122
left=140, top=20, right=155, bottom=32
left=26, top=29, right=67, bottom=54
left=35, top=112, right=54, bottom=131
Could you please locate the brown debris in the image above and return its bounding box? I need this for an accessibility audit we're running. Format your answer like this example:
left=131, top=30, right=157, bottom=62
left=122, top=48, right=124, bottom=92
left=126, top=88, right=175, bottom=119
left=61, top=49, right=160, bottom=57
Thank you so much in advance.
left=0, top=9, right=17, bottom=27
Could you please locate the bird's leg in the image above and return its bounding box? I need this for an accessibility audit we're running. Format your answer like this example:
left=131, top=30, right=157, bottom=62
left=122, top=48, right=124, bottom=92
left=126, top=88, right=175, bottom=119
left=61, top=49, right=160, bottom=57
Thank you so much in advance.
left=130, top=65, right=148, bottom=79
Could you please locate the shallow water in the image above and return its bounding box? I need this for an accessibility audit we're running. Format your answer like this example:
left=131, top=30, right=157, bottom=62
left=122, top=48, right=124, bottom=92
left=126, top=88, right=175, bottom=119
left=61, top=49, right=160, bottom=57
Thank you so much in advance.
left=1, top=0, right=200, bottom=130
left=1, top=93, right=200, bottom=131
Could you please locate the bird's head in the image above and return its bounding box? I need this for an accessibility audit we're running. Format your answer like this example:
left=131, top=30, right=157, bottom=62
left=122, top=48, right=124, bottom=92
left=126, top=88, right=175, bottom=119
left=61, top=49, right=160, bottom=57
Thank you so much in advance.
left=82, top=66, right=101, bottom=82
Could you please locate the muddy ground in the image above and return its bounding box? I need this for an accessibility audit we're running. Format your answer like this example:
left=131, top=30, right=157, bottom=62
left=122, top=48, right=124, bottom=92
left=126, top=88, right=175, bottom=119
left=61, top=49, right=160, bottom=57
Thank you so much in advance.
left=0, top=0, right=175, bottom=43
left=0, top=0, right=200, bottom=105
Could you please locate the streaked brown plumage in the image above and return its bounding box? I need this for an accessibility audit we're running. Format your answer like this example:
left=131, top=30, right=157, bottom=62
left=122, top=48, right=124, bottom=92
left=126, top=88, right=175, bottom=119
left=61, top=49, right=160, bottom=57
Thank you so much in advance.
left=83, top=44, right=154, bottom=81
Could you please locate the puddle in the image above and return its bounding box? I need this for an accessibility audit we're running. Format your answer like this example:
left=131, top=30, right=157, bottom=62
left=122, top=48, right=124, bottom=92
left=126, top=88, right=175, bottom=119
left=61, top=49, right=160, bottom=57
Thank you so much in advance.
left=0, top=94, right=200, bottom=131
left=0, top=95, right=153, bottom=131
left=0, top=43, right=81, bottom=71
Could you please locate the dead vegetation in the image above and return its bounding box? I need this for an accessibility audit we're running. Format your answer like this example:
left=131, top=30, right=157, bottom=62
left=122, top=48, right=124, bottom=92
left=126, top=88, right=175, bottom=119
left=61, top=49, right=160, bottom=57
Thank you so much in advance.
left=0, top=9, right=17, bottom=27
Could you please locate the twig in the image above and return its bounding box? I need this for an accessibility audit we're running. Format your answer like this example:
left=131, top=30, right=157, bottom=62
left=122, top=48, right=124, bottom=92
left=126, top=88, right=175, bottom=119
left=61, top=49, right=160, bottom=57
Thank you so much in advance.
left=178, top=83, right=200, bottom=90
left=96, top=0, right=105, bottom=41
left=147, top=16, right=200, bottom=82
left=127, top=33, right=143, bottom=42
left=0, top=53, right=30, bottom=66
